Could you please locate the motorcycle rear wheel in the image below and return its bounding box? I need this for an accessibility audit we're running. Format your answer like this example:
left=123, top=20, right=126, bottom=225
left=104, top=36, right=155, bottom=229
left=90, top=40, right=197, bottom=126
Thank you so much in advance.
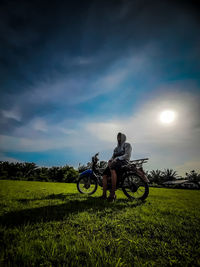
left=77, top=175, right=98, bottom=195
left=122, top=172, right=149, bottom=201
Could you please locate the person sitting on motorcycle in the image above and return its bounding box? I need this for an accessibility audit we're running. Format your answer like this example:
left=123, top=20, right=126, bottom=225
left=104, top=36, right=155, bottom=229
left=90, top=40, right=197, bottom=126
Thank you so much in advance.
left=100, top=132, right=132, bottom=201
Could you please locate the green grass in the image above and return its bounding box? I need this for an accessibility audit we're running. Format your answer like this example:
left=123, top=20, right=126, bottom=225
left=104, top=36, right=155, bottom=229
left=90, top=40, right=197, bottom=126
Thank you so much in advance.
left=0, top=180, right=200, bottom=266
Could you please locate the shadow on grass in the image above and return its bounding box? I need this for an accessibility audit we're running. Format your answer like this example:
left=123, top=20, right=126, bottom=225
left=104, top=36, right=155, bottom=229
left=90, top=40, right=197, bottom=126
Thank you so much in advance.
left=17, top=193, right=79, bottom=203
left=0, top=193, right=145, bottom=227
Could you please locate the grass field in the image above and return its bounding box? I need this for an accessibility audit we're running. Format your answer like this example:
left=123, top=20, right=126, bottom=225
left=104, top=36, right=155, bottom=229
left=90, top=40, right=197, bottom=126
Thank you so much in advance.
left=0, top=180, right=200, bottom=266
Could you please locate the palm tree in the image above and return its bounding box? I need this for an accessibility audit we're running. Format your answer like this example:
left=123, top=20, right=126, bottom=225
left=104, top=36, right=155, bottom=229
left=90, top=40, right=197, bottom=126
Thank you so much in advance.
left=21, top=162, right=37, bottom=178
left=162, top=169, right=178, bottom=182
left=149, top=169, right=163, bottom=184
left=185, top=170, right=200, bottom=188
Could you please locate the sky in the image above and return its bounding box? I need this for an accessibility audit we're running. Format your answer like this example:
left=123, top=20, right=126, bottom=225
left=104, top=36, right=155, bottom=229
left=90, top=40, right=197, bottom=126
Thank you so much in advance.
left=0, top=0, right=200, bottom=176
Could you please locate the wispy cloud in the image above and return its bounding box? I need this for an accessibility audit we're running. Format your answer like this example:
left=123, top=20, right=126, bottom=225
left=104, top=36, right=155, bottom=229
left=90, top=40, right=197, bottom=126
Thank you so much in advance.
left=1, top=109, right=21, bottom=122
left=21, top=51, right=148, bottom=107
left=31, top=118, right=48, bottom=132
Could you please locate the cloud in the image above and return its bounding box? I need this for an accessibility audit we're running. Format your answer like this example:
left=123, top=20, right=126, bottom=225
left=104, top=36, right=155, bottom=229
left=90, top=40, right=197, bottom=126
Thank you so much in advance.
left=72, top=56, right=94, bottom=66
left=0, top=47, right=151, bottom=139
left=86, top=89, right=200, bottom=143
left=86, top=122, right=121, bottom=143
left=31, top=118, right=48, bottom=132
left=1, top=109, right=21, bottom=122
left=0, top=134, right=65, bottom=152
left=0, top=132, right=102, bottom=154
left=20, top=51, right=147, bottom=107
left=0, top=116, right=100, bottom=153
left=175, top=159, right=200, bottom=176
left=0, top=152, right=22, bottom=163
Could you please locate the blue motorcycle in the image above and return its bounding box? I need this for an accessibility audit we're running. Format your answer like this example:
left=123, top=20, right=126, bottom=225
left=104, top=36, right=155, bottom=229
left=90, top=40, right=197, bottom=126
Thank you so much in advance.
left=77, top=153, right=149, bottom=201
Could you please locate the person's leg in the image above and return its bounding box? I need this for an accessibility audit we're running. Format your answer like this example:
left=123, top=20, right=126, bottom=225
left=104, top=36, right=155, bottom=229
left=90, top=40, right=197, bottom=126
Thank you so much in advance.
left=102, top=174, right=108, bottom=197
left=100, top=166, right=111, bottom=199
left=109, top=169, right=117, bottom=198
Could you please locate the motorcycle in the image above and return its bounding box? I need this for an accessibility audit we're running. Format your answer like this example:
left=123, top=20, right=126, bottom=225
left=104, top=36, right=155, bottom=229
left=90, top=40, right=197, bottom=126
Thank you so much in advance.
left=77, top=153, right=150, bottom=201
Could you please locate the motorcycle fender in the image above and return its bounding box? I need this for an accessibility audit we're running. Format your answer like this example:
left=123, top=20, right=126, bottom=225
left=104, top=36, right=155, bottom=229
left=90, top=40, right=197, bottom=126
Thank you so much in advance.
left=142, top=175, right=150, bottom=183
left=138, top=167, right=150, bottom=183
left=80, top=169, right=93, bottom=177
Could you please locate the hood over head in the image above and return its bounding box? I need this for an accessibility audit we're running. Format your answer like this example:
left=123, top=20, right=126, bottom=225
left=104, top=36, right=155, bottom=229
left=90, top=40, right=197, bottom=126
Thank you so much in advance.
left=117, top=132, right=126, bottom=146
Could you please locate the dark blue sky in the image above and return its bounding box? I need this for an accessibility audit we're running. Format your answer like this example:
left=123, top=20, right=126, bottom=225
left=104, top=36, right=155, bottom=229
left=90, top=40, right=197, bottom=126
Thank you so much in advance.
left=0, top=0, right=200, bottom=175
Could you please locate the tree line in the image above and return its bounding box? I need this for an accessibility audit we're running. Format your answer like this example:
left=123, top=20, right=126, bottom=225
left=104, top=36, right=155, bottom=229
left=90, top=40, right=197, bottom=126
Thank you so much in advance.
left=147, top=169, right=200, bottom=187
left=0, top=161, right=79, bottom=183
left=0, top=161, right=200, bottom=187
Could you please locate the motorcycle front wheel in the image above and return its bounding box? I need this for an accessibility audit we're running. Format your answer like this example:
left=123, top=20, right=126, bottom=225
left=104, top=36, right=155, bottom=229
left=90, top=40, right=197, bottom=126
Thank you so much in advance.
left=77, top=175, right=98, bottom=195
left=122, top=172, right=149, bottom=201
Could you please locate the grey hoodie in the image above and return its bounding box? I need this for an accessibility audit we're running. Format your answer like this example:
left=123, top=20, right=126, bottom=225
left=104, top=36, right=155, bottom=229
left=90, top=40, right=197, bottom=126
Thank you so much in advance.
left=111, top=133, right=132, bottom=161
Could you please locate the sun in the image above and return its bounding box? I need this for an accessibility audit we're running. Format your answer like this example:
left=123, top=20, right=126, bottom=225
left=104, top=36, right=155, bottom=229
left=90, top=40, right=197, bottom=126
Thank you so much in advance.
left=160, top=110, right=175, bottom=124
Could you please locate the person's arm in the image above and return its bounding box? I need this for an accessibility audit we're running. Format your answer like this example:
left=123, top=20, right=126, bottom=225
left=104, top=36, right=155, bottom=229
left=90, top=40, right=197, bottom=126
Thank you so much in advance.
left=109, top=147, right=117, bottom=161
left=115, top=143, right=132, bottom=161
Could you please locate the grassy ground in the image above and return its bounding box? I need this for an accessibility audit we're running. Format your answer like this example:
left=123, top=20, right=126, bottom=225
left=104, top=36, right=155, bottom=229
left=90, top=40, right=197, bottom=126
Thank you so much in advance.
left=0, top=180, right=200, bottom=266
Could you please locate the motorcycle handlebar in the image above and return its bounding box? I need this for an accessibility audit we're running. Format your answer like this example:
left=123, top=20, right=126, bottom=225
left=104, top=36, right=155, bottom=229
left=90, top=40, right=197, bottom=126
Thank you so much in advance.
left=92, top=152, right=99, bottom=163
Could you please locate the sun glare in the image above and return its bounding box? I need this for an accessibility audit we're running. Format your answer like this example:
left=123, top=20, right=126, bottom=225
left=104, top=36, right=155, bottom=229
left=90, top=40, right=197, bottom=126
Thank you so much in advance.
left=160, top=110, right=175, bottom=124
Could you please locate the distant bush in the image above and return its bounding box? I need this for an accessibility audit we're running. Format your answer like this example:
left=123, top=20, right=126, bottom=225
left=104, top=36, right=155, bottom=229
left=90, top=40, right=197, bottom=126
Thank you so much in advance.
left=149, top=183, right=163, bottom=188
left=0, top=161, right=79, bottom=183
